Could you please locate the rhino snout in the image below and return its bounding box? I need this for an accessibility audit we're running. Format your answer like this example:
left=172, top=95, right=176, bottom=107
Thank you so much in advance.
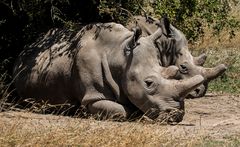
left=145, top=99, right=185, bottom=123
left=166, top=109, right=185, bottom=123
left=155, top=108, right=185, bottom=123
left=186, top=82, right=208, bottom=98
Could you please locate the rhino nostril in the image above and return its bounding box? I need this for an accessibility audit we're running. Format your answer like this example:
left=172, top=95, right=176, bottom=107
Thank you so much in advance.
left=180, top=64, right=187, bottom=69
left=179, top=64, right=188, bottom=74
left=195, top=88, right=200, bottom=94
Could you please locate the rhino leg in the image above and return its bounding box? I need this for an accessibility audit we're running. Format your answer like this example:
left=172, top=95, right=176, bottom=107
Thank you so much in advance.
left=87, top=100, right=131, bottom=120
left=77, top=50, right=133, bottom=120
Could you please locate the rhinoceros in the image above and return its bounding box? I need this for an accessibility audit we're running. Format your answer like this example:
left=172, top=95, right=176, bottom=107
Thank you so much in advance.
left=127, top=15, right=227, bottom=98
left=13, top=23, right=204, bottom=122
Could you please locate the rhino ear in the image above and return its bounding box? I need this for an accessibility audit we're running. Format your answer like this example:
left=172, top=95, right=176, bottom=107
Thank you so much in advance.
left=131, top=26, right=142, bottom=41
left=125, top=26, right=142, bottom=55
left=158, top=14, right=171, bottom=37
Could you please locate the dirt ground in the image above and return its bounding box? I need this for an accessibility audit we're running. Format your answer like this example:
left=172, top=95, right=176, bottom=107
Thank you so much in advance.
left=171, top=92, right=240, bottom=138
left=0, top=92, right=240, bottom=146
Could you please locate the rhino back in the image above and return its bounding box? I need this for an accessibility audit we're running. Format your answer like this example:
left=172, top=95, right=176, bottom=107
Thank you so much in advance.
left=13, top=28, right=83, bottom=104
left=13, top=23, right=130, bottom=104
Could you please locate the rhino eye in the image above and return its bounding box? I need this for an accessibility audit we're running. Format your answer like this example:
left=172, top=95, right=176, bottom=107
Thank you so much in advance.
left=179, top=64, right=188, bottom=74
left=145, top=80, right=154, bottom=88
left=144, top=77, right=158, bottom=94
left=144, top=79, right=156, bottom=90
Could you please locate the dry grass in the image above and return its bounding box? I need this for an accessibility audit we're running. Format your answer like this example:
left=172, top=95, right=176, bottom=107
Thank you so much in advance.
left=190, top=28, right=240, bottom=50
left=187, top=4, right=240, bottom=94
left=0, top=111, right=172, bottom=146
left=0, top=111, right=239, bottom=147
left=189, top=46, right=240, bottom=93
left=1, top=93, right=240, bottom=146
left=191, top=3, right=240, bottom=50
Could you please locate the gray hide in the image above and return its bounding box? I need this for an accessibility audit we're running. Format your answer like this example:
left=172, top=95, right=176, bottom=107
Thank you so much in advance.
left=13, top=23, right=204, bottom=122
left=126, top=15, right=227, bottom=98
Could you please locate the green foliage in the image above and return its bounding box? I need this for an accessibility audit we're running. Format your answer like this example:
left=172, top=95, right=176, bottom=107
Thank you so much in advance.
left=204, top=48, right=240, bottom=93
left=194, top=136, right=240, bottom=147
left=98, top=0, right=143, bottom=24
left=98, top=0, right=240, bottom=41
left=151, top=0, right=240, bottom=42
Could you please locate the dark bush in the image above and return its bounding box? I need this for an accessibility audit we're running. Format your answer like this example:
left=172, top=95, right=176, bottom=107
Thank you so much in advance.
left=0, top=0, right=100, bottom=98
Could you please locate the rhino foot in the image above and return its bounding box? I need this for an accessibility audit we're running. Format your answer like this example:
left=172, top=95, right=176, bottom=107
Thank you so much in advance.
left=87, top=100, right=132, bottom=121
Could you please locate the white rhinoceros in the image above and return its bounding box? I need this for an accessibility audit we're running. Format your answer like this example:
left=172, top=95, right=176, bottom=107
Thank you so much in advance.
left=127, top=15, right=227, bottom=98
left=13, top=23, right=204, bottom=122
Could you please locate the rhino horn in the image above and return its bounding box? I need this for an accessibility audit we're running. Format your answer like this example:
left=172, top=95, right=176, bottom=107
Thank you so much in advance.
left=193, top=53, right=207, bottom=66
left=202, top=64, right=227, bottom=81
left=161, top=65, right=179, bottom=79
left=173, top=75, right=204, bottom=100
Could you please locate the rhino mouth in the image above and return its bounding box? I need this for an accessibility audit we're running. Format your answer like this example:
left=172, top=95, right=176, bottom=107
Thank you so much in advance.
left=145, top=107, right=185, bottom=124
left=157, top=109, right=185, bottom=124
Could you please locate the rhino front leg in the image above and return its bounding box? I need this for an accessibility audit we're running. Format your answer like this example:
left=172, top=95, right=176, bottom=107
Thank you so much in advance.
left=87, top=100, right=131, bottom=120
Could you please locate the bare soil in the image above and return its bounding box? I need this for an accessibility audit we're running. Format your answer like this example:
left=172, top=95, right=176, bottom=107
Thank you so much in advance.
left=171, top=92, right=240, bottom=138
left=0, top=92, right=240, bottom=146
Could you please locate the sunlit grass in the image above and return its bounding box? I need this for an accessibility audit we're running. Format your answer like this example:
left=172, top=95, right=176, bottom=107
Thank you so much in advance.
left=191, top=47, right=240, bottom=94
left=0, top=111, right=239, bottom=147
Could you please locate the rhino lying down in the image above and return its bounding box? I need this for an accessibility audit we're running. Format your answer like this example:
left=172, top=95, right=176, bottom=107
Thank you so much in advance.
left=13, top=23, right=205, bottom=123
left=127, top=15, right=227, bottom=98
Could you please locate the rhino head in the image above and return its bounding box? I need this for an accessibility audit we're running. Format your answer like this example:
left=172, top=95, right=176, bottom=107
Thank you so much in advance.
left=166, top=22, right=227, bottom=98
left=122, top=27, right=204, bottom=122
left=129, top=15, right=227, bottom=98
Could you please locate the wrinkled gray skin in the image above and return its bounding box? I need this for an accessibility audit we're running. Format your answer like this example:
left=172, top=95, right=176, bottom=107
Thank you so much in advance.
left=127, top=16, right=227, bottom=98
left=13, top=23, right=204, bottom=122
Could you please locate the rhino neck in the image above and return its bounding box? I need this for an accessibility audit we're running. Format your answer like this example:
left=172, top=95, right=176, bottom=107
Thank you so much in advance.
left=128, top=15, right=159, bottom=37
left=92, top=23, right=137, bottom=104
